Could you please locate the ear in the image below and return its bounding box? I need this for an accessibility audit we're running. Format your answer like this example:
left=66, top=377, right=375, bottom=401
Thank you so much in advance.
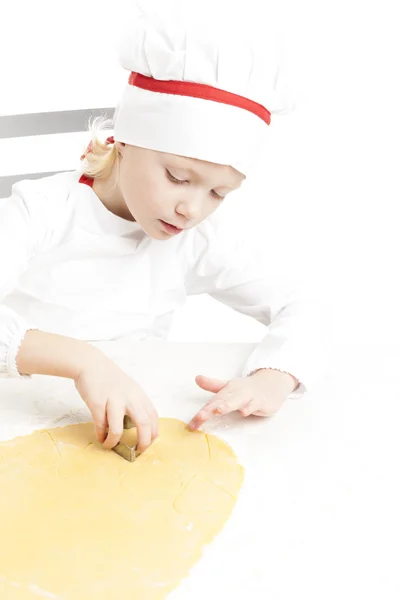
left=115, top=142, right=125, bottom=158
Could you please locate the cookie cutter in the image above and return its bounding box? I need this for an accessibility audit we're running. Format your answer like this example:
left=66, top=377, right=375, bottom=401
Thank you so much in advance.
left=112, top=415, right=140, bottom=462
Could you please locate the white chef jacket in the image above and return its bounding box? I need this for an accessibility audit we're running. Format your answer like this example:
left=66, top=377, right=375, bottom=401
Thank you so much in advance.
left=0, top=170, right=321, bottom=397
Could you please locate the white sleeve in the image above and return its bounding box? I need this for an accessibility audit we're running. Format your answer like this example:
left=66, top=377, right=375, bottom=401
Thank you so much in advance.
left=0, top=190, right=44, bottom=378
left=185, top=220, right=325, bottom=398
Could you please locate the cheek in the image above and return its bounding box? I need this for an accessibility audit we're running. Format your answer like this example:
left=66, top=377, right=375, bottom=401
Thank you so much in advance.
left=203, top=201, right=220, bottom=219
left=142, top=180, right=173, bottom=214
left=119, top=163, right=138, bottom=198
left=120, top=168, right=164, bottom=213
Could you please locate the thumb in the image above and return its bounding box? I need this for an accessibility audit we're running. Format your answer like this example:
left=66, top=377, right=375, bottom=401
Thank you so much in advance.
left=195, top=374, right=229, bottom=393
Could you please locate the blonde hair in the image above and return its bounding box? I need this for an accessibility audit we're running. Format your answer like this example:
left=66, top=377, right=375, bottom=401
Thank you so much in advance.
left=80, top=114, right=120, bottom=183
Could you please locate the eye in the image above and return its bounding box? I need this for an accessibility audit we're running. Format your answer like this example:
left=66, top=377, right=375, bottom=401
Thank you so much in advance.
left=165, top=169, right=186, bottom=185
left=211, top=190, right=225, bottom=201
left=166, top=168, right=225, bottom=200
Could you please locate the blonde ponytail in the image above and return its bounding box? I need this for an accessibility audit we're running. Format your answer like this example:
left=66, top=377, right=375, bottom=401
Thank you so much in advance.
left=80, top=115, right=120, bottom=181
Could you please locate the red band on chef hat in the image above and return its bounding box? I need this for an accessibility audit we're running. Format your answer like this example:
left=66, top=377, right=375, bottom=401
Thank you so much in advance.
left=128, top=72, right=271, bottom=126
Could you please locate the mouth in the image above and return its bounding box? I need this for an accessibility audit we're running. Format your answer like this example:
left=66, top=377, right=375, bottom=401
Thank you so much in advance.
left=159, top=220, right=184, bottom=235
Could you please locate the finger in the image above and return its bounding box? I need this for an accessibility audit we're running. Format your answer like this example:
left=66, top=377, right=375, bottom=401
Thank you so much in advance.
left=126, top=407, right=152, bottom=454
left=195, top=375, right=229, bottom=393
left=188, top=401, right=216, bottom=430
left=208, top=390, right=252, bottom=415
left=253, top=409, right=274, bottom=417
left=239, top=399, right=260, bottom=417
left=95, top=423, right=107, bottom=444
left=146, top=403, right=159, bottom=442
left=91, top=407, right=108, bottom=443
left=103, top=403, right=125, bottom=450
left=189, top=391, right=249, bottom=430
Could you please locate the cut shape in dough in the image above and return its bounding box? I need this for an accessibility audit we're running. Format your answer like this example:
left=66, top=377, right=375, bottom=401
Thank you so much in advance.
left=0, top=418, right=244, bottom=599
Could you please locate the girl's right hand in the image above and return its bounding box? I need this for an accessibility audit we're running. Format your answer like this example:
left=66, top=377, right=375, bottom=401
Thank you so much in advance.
left=74, top=357, right=159, bottom=453
left=16, top=330, right=158, bottom=453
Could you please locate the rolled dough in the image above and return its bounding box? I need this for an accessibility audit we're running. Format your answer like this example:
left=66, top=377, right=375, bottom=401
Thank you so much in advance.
left=0, top=418, right=244, bottom=599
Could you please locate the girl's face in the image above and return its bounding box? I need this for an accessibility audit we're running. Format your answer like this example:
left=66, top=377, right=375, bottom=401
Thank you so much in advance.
left=115, top=143, right=245, bottom=240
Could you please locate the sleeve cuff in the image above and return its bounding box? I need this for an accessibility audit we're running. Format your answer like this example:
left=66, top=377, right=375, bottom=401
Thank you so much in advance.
left=243, top=363, right=307, bottom=400
left=242, top=347, right=309, bottom=400
left=0, top=324, right=33, bottom=379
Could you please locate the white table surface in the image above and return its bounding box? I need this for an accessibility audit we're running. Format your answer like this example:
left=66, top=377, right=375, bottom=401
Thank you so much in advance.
left=1, top=340, right=398, bottom=599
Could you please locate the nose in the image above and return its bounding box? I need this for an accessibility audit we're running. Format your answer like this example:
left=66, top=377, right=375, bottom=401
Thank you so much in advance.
left=175, top=193, right=204, bottom=223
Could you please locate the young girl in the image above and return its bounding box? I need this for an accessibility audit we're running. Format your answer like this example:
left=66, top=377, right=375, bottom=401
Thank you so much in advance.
left=0, top=5, right=321, bottom=455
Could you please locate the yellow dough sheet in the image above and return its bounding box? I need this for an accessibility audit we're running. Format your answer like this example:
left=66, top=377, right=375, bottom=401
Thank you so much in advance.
left=0, top=418, right=244, bottom=599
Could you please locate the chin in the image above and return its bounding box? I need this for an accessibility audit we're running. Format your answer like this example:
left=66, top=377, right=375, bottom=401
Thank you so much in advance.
left=152, top=231, right=171, bottom=241
left=144, top=224, right=170, bottom=241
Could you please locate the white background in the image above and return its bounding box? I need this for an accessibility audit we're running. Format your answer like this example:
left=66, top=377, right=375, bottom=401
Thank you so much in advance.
left=0, top=0, right=399, bottom=348
left=1, top=3, right=400, bottom=597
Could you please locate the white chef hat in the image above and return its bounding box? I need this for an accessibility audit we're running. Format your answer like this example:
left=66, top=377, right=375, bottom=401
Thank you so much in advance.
left=113, top=0, right=295, bottom=175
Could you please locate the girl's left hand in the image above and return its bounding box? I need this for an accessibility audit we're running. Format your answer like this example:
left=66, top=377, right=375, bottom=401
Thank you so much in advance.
left=188, top=368, right=298, bottom=431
